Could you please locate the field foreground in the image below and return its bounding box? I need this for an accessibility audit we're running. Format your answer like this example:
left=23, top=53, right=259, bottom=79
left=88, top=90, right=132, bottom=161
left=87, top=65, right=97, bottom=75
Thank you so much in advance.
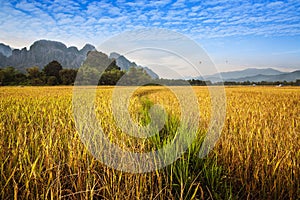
left=0, top=86, right=299, bottom=199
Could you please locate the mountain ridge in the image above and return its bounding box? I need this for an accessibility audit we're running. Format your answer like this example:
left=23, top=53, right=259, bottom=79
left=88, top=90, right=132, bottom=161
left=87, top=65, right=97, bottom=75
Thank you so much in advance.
left=226, top=70, right=300, bottom=82
left=0, top=40, right=298, bottom=82
left=204, top=68, right=285, bottom=81
left=109, top=52, right=159, bottom=79
left=0, top=40, right=159, bottom=78
left=0, top=43, right=12, bottom=57
left=199, top=67, right=298, bottom=82
left=0, top=40, right=96, bottom=71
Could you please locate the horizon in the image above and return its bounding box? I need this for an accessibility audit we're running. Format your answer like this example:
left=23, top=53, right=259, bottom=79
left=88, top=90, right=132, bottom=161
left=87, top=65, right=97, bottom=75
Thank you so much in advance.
left=0, top=0, right=300, bottom=74
left=0, top=38, right=297, bottom=75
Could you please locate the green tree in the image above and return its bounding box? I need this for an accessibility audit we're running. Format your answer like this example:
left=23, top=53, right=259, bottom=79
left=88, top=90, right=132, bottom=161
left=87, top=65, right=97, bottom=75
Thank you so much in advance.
left=47, top=76, right=58, bottom=86
left=43, top=60, right=63, bottom=81
left=99, top=69, right=125, bottom=85
left=119, top=67, right=152, bottom=85
left=26, top=66, right=47, bottom=85
left=0, top=67, right=26, bottom=85
left=59, top=69, right=77, bottom=85
left=76, top=66, right=100, bottom=85
left=31, top=78, right=45, bottom=86
left=26, top=66, right=41, bottom=79
left=105, top=59, right=120, bottom=71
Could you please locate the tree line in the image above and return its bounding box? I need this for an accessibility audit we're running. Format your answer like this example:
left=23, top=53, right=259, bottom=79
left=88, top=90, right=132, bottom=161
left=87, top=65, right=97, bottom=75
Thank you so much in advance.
left=0, top=61, right=77, bottom=86
left=0, top=60, right=156, bottom=86
left=1, top=60, right=299, bottom=86
left=216, top=80, right=300, bottom=86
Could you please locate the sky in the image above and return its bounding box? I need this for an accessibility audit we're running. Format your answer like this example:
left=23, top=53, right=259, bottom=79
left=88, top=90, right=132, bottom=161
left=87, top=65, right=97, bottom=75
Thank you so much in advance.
left=0, top=0, right=300, bottom=74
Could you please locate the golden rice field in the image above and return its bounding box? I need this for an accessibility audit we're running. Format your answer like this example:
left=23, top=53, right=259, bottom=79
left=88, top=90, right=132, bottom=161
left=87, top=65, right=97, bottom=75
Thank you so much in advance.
left=0, top=86, right=299, bottom=199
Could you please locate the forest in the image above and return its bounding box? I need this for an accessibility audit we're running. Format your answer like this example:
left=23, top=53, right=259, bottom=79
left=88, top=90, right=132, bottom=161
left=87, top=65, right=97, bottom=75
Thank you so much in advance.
left=0, top=60, right=299, bottom=86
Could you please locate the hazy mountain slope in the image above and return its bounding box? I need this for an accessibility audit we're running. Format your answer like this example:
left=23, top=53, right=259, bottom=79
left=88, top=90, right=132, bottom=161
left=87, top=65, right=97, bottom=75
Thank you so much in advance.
left=204, top=68, right=285, bottom=82
left=0, top=43, right=12, bottom=57
left=0, top=40, right=95, bottom=71
left=109, top=52, right=159, bottom=79
left=228, top=70, right=300, bottom=82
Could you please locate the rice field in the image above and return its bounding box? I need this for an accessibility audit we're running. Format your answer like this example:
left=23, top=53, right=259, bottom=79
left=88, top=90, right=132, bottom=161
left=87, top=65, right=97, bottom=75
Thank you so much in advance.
left=0, top=86, right=299, bottom=199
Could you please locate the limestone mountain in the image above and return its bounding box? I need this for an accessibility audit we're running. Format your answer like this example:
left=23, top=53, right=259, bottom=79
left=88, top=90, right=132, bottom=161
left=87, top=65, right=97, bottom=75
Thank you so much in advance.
left=0, top=43, right=12, bottom=57
left=0, top=40, right=159, bottom=78
left=0, top=40, right=95, bottom=71
left=109, top=52, right=159, bottom=79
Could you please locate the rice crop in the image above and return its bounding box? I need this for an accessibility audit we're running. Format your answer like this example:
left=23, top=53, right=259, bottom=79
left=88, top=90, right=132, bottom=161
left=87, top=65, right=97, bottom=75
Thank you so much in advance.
left=0, top=86, right=299, bottom=199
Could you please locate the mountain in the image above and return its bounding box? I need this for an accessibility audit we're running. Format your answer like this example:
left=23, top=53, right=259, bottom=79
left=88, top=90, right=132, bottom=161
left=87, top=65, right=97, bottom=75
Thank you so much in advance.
left=221, top=68, right=284, bottom=79
left=0, top=43, right=12, bottom=57
left=227, top=70, right=300, bottom=82
left=0, top=40, right=96, bottom=71
left=109, top=52, right=136, bottom=71
left=82, top=51, right=114, bottom=70
left=0, top=40, right=159, bottom=78
left=204, top=68, right=285, bottom=82
left=142, top=66, right=159, bottom=79
left=109, top=52, right=159, bottom=79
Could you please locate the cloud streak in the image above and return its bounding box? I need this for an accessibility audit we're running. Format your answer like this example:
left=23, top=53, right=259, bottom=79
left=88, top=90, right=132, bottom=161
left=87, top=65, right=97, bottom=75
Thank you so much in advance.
left=0, top=0, right=299, bottom=48
left=0, top=0, right=299, bottom=73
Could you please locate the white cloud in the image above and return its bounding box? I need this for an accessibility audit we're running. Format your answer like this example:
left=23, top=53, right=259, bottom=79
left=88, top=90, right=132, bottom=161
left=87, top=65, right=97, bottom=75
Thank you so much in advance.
left=171, top=0, right=186, bottom=8
left=267, top=1, right=284, bottom=8
left=147, top=0, right=172, bottom=7
left=0, top=0, right=299, bottom=53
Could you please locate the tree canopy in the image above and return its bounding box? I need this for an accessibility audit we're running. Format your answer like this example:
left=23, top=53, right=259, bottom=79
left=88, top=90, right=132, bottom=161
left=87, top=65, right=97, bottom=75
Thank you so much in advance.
left=43, top=60, right=62, bottom=80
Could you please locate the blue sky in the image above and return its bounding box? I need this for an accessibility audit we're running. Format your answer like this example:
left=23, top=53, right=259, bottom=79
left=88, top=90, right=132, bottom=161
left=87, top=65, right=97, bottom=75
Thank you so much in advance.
left=0, top=0, right=300, bottom=73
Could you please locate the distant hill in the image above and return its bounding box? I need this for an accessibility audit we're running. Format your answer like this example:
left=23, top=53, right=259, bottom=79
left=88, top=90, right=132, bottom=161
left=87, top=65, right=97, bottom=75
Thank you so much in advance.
left=109, top=52, right=159, bottom=79
left=0, top=43, right=12, bottom=57
left=204, top=68, right=285, bottom=82
left=2, top=40, right=297, bottom=82
left=109, top=52, right=136, bottom=71
left=227, top=70, right=300, bottom=82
